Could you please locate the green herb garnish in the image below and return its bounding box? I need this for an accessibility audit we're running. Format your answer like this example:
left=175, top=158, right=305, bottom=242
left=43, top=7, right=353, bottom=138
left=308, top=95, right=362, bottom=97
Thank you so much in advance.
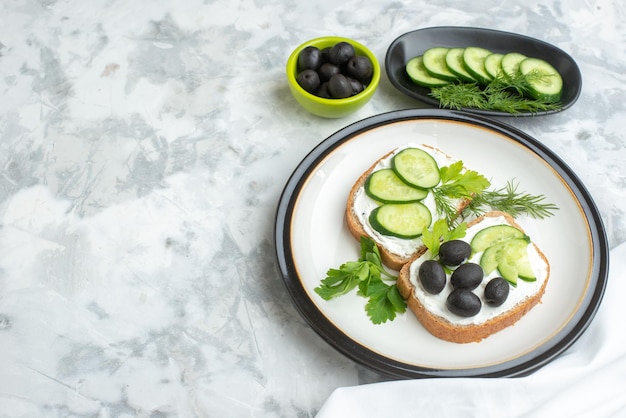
left=429, top=71, right=562, bottom=114
left=432, top=161, right=491, bottom=226
left=432, top=162, right=557, bottom=225
left=421, top=219, right=467, bottom=258
left=314, top=236, right=406, bottom=324
left=464, top=180, right=559, bottom=219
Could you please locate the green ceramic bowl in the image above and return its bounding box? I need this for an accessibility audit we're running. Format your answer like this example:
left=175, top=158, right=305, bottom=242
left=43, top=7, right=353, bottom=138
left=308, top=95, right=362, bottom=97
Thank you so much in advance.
left=286, top=36, right=380, bottom=118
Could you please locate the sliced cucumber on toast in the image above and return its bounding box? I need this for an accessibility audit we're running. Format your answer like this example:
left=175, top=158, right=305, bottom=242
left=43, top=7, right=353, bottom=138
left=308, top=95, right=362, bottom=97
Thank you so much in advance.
left=392, top=147, right=441, bottom=190
left=470, top=224, right=528, bottom=253
left=365, top=168, right=429, bottom=203
left=479, top=236, right=535, bottom=286
left=369, top=202, right=432, bottom=239
left=363, top=147, right=441, bottom=240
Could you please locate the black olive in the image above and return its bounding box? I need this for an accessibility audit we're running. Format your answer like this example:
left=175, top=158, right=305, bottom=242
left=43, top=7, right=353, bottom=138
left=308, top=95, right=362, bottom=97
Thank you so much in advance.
left=418, top=260, right=446, bottom=295
left=317, top=82, right=331, bottom=98
left=345, top=55, right=373, bottom=84
left=484, top=277, right=510, bottom=307
left=320, top=47, right=331, bottom=64
left=447, top=289, right=482, bottom=317
left=298, top=46, right=322, bottom=71
left=439, top=240, right=471, bottom=266
left=329, top=41, right=355, bottom=66
left=450, top=262, right=483, bottom=290
left=318, top=62, right=340, bottom=82
left=346, top=76, right=364, bottom=95
left=296, top=69, right=321, bottom=94
left=328, top=73, right=352, bottom=98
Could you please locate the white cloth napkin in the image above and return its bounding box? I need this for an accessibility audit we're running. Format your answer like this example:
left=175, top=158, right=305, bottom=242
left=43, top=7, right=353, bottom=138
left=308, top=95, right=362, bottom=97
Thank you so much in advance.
left=316, top=243, right=626, bottom=418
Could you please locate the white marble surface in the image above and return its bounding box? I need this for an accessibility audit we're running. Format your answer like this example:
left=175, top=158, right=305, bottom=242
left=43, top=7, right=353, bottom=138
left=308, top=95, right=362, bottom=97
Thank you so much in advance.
left=1, top=0, right=625, bottom=416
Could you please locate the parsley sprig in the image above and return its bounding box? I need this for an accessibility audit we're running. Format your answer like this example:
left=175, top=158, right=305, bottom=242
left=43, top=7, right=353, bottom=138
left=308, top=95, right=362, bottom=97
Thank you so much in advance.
left=432, top=161, right=490, bottom=226
left=421, top=219, right=467, bottom=258
left=314, top=236, right=406, bottom=324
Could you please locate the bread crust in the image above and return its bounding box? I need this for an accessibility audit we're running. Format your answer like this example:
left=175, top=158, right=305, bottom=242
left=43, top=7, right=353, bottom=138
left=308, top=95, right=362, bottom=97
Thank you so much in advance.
left=345, top=144, right=466, bottom=271
left=397, top=211, right=550, bottom=343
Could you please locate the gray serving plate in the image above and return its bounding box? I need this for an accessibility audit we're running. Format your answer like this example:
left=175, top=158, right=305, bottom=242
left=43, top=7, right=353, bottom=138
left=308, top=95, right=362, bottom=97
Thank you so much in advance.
left=385, top=26, right=582, bottom=116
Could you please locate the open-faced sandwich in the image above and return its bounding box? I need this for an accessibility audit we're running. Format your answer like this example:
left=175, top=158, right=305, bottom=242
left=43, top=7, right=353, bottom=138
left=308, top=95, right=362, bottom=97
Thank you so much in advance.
left=346, top=144, right=475, bottom=270
left=316, top=143, right=555, bottom=342
left=397, top=211, right=550, bottom=343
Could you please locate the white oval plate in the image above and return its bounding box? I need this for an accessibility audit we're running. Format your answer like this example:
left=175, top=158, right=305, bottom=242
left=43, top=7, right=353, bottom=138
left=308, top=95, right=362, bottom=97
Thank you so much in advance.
left=275, top=109, right=608, bottom=378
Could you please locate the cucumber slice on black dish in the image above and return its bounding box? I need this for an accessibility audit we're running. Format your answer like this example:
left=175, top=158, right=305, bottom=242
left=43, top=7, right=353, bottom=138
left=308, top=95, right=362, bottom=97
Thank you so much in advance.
left=462, top=47, right=492, bottom=84
left=484, top=53, right=504, bottom=79
left=365, top=169, right=429, bottom=203
left=422, top=47, right=459, bottom=82
left=500, top=52, right=527, bottom=79
left=369, top=202, right=432, bottom=239
left=519, top=58, right=563, bottom=102
left=445, top=48, right=476, bottom=83
left=405, top=56, right=450, bottom=88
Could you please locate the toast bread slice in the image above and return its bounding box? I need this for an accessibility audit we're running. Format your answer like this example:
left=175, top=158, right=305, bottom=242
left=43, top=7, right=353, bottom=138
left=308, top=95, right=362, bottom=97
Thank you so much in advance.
left=397, top=211, right=550, bottom=343
left=345, top=144, right=469, bottom=270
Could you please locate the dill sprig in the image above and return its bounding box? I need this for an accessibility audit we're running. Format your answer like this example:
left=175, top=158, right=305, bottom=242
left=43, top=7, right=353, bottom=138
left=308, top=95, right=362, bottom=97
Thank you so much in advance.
left=432, top=188, right=463, bottom=226
left=429, top=72, right=562, bottom=114
left=463, top=180, right=559, bottom=219
left=431, top=163, right=558, bottom=226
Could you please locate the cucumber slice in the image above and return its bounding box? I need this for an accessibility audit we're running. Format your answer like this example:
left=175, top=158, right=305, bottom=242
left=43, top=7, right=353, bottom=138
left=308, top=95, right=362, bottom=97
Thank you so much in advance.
left=500, top=52, right=527, bottom=79
left=510, top=241, right=536, bottom=281
left=391, top=148, right=441, bottom=190
left=422, top=47, right=459, bottom=82
left=497, top=260, right=519, bottom=286
left=405, top=56, right=450, bottom=88
left=470, top=224, right=527, bottom=253
left=484, top=53, right=504, bottom=79
left=518, top=260, right=537, bottom=282
left=364, top=169, right=429, bottom=203
left=462, top=47, right=492, bottom=85
left=480, top=244, right=500, bottom=276
left=369, top=202, right=432, bottom=239
left=479, top=238, right=535, bottom=286
left=519, top=58, right=563, bottom=103
left=480, top=242, right=518, bottom=286
left=497, top=238, right=535, bottom=284
left=445, top=48, right=476, bottom=83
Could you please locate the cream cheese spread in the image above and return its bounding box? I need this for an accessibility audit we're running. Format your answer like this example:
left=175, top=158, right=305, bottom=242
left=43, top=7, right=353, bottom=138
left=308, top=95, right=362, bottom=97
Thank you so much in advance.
left=352, top=143, right=460, bottom=259
left=408, top=215, right=549, bottom=326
